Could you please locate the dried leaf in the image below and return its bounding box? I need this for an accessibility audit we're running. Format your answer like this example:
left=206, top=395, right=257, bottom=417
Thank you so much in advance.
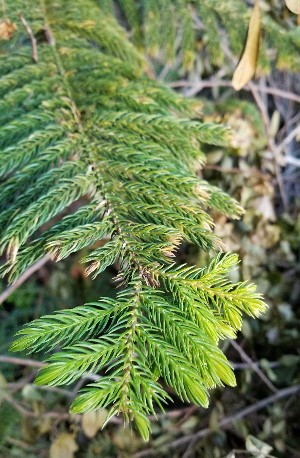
left=254, top=195, right=276, bottom=221
left=0, top=373, right=7, bottom=405
left=269, top=110, right=281, bottom=139
left=22, top=384, right=43, bottom=402
left=245, top=435, right=273, bottom=458
left=232, top=0, right=261, bottom=90
left=0, top=19, right=17, bottom=40
left=285, top=0, right=300, bottom=14
left=50, top=432, right=78, bottom=458
left=81, top=409, right=108, bottom=438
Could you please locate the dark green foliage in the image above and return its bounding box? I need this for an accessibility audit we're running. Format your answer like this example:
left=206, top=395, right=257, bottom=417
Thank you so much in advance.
left=0, top=0, right=267, bottom=439
left=99, top=0, right=300, bottom=72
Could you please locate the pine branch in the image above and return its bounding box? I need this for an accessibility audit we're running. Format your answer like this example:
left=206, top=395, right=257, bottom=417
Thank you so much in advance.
left=0, top=0, right=268, bottom=439
left=98, top=0, right=300, bottom=72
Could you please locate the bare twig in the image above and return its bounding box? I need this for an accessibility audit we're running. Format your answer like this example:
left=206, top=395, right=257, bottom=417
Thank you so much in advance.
left=148, top=406, right=200, bottom=422
left=285, top=156, right=300, bottom=168
left=133, top=385, right=300, bottom=458
left=248, top=81, right=288, bottom=208
left=204, top=164, right=269, bottom=180
left=231, top=361, right=279, bottom=370
left=278, top=111, right=300, bottom=139
left=0, top=354, right=280, bottom=388
left=5, top=437, right=38, bottom=452
left=180, top=385, right=300, bottom=458
left=253, top=85, right=300, bottom=104
left=0, top=354, right=100, bottom=382
left=3, top=392, right=70, bottom=419
left=248, top=81, right=271, bottom=137
left=168, top=79, right=300, bottom=104
left=174, top=405, right=199, bottom=427
left=0, top=355, right=44, bottom=368
left=0, top=255, right=51, bottom=305
left=1, top=0, right=6, bottom=17
left=8, top=381, right=73, bottom=398
left=230, top=340, right=278, bottom=393
left=273, top=124, right=300, bottom=159
left=44, top=25, right=55, bottom=45
left=6, top=374, right=36, bottom=393
left=19, top=13, right=38, bottom=63
left=169, top=77, right=294, bottom=209
left=3, top=391, right=122, bottom=424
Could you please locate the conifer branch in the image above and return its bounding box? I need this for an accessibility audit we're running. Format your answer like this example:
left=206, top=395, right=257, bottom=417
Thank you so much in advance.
left=0, top=0, right=270, bottom=439
left=19, top=14, right=38, bottom=63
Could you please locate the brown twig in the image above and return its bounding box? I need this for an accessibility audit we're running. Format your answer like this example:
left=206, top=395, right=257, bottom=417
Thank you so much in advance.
left=0, top=255, right=51, bottom=305
left=180, top=385, right=300, bottom=458
left=168, top=79, right=300, bottom=104
left=3, top=390, right=122, bottom=425
left=5, top=437, right=38, bottom=452
left=248, top=81, right=288, bottom=209
left=44, top=25, right=55, bottom=45
left=19, top=13, right=38, bottom=63
left=0, top=354, right=280, bottom=374
left=231, top=361, right=279, bottom=370
left=1, top=0, right=6, bottom=17
left=174, top=405, right=199, bottom=427
left=273, top=124, right=300, bottom=161
left=230, top=339, right=278, bottom=393
left=8, top=381, right=73, bottom=398
left=0, top=355, right=100, bottom=382
left=169, top=77, right=292, bottom=208
left=133, top=385, right=300, bottom=458
left=3, top=391, right=70, bottom=419
left=285, top=156, right=300, bottom=168
left=0, top=355, right=44, bottom=368
left=148, top=406, right=200, bottom=422
left=204, top=164, right=269, bottom=180
left=248, top=81, right=271, bottom=137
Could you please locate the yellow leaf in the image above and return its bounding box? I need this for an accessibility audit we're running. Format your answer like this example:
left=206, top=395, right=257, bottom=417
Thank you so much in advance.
left=232, top=0, right=261, bottom=91
left=81, top=409, right=108, bottom=438
left=0, top=19, right=17, bottom=40
left=0, top=373, right=7, bottom=406
left=285, top=0, right=300, bottom=14
left=50, top=432, right=78, bottom=458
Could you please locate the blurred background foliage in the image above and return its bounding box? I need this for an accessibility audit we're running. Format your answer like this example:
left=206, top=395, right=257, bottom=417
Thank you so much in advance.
left=0, top=0, right=300, bottom=457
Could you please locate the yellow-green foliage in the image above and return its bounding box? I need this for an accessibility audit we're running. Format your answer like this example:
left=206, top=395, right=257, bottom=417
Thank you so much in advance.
left=1, top=0, right=267, bottom=439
